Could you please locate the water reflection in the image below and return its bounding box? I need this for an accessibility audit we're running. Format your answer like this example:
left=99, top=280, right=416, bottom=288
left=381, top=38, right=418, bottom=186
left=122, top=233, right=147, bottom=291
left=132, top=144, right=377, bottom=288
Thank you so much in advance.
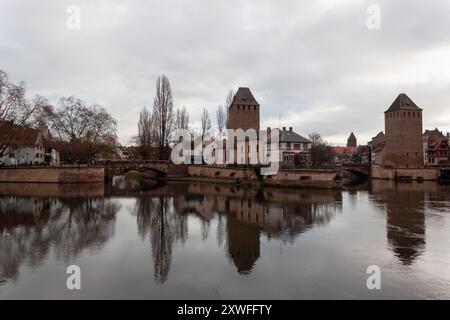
left=133, top=197, right=187, bottom=283
left=1, top=179, right=449, bottom=298
left=369, top=180, right=447, bottom=265
left=113, top=180, right=342, bottom=279
left=167, top=184, right=342, bottom=276
left=0, top=194, right=120, bottom=284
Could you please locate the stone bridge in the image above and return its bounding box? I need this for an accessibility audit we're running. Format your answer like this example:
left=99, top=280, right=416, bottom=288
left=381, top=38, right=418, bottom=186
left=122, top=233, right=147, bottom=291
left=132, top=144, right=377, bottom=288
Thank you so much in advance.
left=98, top=160, right=187, bottom=179
left=342, top=163, right=371, bottom=178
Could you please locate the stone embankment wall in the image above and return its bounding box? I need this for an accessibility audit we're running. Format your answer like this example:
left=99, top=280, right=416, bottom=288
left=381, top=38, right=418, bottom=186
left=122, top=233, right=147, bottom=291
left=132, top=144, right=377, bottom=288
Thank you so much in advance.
left=186, top=165, right=341, bottom=188
left=371, top=164, right=438, bottom=181
left=0, top=167, right=105, bottom=183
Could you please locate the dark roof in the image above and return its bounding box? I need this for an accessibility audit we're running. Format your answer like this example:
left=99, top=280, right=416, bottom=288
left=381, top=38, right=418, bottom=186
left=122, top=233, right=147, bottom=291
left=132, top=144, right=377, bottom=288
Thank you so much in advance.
left=368, top=131, right=385, bottom=148
left=423, top=128, right=443, bottom=137
left=0, top=127, right=41, bottom=146
left=279, top=129, right=311, bottom=143
left=385, top=93, right=421, bottom=112
left=231, top=87, right=259, bottom=106
left=348, top=132, right=356, bottom=139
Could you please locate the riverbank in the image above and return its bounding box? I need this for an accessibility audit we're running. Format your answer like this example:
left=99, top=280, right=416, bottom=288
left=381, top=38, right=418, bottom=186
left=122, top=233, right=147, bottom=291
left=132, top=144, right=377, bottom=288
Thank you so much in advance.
left=163, top=176, right=341, bottom=189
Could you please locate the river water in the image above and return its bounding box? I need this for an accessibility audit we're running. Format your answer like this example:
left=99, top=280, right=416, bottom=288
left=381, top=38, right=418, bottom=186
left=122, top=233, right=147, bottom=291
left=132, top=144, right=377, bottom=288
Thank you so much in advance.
left=0, top=178, right=449, bottom=299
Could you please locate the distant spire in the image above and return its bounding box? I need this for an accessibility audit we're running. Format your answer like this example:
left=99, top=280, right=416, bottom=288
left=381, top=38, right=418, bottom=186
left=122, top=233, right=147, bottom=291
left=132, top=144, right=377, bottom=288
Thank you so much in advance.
left=347, top=132, right=357, bottom=147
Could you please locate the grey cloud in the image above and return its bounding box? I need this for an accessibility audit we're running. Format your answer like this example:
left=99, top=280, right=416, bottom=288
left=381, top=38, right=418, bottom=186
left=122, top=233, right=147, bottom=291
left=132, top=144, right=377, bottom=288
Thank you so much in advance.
left=1, top=0, right=449, bottom=145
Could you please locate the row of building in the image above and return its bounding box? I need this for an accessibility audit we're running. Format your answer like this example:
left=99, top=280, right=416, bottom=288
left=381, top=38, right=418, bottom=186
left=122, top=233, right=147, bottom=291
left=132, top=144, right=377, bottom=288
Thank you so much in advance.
left=367, top=128, right=450, bottom=167
left=225, top=87, right=450, bottom=168
left=325, top=94, right=450, bottom=168
left=3, top=88, right=446, bottom=169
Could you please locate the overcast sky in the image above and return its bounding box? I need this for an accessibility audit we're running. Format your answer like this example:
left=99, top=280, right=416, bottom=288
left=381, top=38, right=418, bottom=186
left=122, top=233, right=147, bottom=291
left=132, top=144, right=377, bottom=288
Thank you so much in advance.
left=1, top=0, right=450, bottom=145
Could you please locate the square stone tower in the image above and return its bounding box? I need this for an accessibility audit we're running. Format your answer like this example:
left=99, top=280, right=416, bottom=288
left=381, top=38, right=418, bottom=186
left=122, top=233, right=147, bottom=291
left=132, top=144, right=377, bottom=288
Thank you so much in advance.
left=383, top=93, right=424, bottom=168
left=227, top=87, right=260, bottom=132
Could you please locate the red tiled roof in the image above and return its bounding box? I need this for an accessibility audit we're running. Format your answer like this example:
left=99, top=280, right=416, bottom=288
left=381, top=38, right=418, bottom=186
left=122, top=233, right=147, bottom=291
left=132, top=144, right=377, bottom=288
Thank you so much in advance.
left=0, top=127, right=40, bottom=146
left=329, top=146, right=357, bottom=155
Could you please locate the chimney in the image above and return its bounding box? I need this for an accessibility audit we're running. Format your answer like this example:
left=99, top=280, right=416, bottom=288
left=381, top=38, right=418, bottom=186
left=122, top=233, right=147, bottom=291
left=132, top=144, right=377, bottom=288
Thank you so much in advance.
left=282, top=127, right=286, bottom=131
left=289, top=127, right=293, bottom=132
left=267, top=127, right=271, bottom=133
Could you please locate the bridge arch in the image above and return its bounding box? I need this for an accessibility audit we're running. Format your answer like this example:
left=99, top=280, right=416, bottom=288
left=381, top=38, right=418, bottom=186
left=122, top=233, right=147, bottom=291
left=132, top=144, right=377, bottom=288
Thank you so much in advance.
left=101, top=160, right=172, bottom=179
left=342, top=164, right=371, bottom=178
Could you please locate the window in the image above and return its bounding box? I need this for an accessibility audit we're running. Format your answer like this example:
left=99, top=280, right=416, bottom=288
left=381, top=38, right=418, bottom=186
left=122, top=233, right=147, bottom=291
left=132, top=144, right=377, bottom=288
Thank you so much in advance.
left=36, top=153, right=40, bottom=158
left=286, top=142, right=291, bottom=150
left=294, top=143, right=300, bottom=150
left=9, top=153, right=14, bottom=158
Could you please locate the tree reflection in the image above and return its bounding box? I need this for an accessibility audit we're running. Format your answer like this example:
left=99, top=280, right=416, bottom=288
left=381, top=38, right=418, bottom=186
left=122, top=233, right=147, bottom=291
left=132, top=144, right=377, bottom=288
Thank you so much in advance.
left=133, top=197, right=187, bottom=283
left=0, top=196, right=120, bottom=284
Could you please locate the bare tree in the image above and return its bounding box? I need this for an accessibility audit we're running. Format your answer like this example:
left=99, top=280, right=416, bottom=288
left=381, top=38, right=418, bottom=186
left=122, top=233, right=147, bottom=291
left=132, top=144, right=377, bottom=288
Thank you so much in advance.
left=225, top=89, right=234, bottom=128
left=201, top=108, right=211, bottom=137
left=216, top=105, right=226, bottom=133
left=31, top=95, right=54, bottom=128
left=152, top=75, right=174, bottom=160
left=308, top=132, right=323, bottom=145
left=0, top=70, right=40, bottom=157
left=175, top=106, right=189, bottom=130
left=137, top=107, right=155, bottom=159
left=46, top=96, right=117, bottom=163
left=308, top=132, right=332, bottom=166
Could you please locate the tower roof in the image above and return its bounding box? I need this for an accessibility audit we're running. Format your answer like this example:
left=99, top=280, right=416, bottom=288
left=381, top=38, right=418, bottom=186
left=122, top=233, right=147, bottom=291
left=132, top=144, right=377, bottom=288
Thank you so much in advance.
left=385, top=93, right=421, bottom=113
left=348, top=132, right=356, bottom=139
left=231, top=87, right=259, bottom=106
